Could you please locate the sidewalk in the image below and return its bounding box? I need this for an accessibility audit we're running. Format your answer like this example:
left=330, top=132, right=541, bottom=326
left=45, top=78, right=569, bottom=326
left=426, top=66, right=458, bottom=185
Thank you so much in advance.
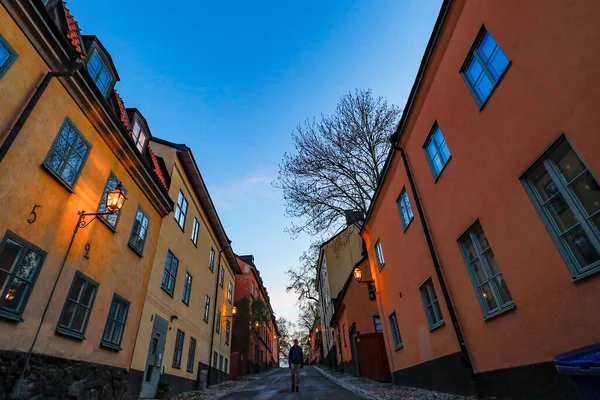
left=314, top=365, right=476, bottom=400
left=170, top=369, right=280, bottom=400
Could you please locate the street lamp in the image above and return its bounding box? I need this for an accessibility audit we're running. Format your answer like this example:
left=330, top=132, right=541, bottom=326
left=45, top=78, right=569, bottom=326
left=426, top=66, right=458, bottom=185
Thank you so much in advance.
left=353, top=267, right=362, bottom=281
left=231, top=306, right=237, bottom=316
left=21, top=184, right=127, bottom=378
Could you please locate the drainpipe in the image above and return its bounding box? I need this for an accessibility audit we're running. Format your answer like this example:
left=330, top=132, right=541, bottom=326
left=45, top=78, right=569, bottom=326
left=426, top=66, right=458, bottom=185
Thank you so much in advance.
left=0, top=59, right=85, bottom=164
left=392, top=145, right=478, bottom=393
left=207, top=242, right=231, bottom=387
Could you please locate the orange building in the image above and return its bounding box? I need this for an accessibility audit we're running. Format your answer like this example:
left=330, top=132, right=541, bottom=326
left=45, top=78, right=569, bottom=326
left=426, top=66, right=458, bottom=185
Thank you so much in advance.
left=307, top=317, right=323, bottom=365
left=362, top=0, right=600, bottom=398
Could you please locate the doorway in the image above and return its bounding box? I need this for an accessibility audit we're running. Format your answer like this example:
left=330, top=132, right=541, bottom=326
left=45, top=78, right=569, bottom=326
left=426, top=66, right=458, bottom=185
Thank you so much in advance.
left=139, top=315, right=168, bottom=399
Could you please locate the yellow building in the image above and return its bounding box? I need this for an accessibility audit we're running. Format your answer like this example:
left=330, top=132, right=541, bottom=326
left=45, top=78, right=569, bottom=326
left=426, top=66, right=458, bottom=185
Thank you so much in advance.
left=129, top=138, right=240, bottom=398
left=0, top=1, right=172, bottom=399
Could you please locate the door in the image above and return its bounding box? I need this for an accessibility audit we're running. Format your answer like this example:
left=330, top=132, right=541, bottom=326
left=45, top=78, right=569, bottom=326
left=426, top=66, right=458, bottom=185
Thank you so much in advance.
left=349, top=324, right=361, bottom=377
left=140, top=315, right=168, bottom=399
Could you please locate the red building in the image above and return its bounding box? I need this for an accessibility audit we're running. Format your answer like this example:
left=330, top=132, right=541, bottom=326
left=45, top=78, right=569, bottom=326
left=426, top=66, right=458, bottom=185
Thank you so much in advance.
left=308, top=318, right=324, bottom=365
left=230, top=255, right=279, bottom=377
left=362, top=0, right=600, bottom=398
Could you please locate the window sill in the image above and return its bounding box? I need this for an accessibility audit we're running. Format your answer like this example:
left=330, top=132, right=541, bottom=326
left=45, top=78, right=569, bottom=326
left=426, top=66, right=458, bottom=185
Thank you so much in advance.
left=0, top=310, right=23, bottom=322
left=572, top=266, right=600, bottom=283
left=203, top=318, right=209, bottom=324
left=483, top=303, right=516, bottom=321
left=191, top=239, right=198, bottom=248
left=56, top=326, right=85, bottom=340
left=127, top=242, right=144, bottom=258
left=100, top=341, right=122, bottom=351
left=182, top=300, right=189, bottom=307
left=429, top=320, right=445, bottom=332
left=172, top=365, right=181, bottom=370
left=42, top=164, right=76, bottom=193
left=97, top=216, right=118, bottom=233
left=186, top=368, right=194, bottom=373
left=433, top=156, right=452, bottom=184
left=394, top=344, right=403, bottom=352
left=477, top=62, right=512, bottom=112
left=402, top=218, right=413, bottom=233
left=161, top=286, right=174, bottom=298
left=175, top=218, right=186, bottom=233
left=378, top=263, right=385, bottom=272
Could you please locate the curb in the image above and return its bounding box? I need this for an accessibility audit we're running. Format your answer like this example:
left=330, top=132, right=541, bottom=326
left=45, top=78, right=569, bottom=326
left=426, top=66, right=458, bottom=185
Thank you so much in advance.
left=313, top=365, right=382, bottom=400
left=211, top=368, right=282, bottom=400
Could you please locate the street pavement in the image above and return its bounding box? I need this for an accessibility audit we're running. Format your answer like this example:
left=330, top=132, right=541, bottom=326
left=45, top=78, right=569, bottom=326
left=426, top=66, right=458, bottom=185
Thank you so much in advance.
left=219, top=366, right=364, bottom=400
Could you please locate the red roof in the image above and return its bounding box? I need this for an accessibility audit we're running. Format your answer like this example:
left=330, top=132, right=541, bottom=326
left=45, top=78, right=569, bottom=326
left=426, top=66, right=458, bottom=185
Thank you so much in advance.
left=148, top=146, right=169, bottom=190
left=63, top=3, right=86, bottom=60
left=114, top=90, right=132, bottom=132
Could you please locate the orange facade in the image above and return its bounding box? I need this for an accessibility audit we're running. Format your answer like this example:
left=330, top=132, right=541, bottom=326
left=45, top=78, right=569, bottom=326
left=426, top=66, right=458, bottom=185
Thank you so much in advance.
left=362, top=0, right=600, bottom=398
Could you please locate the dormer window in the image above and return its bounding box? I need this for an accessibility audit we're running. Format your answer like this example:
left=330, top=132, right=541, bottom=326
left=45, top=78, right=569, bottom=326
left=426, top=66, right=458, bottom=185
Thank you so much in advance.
left=132, top=121, right=147, bottom=153
left=87, top=50, right=113, bottom=95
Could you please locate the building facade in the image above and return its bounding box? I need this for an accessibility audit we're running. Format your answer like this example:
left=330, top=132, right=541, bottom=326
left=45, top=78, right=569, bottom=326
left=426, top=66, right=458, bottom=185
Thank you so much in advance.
left=362, top=0, right=600, bottom=398
left=230, top=255, right=279, bottom=377
left=307, top=317, right=323, bottom=365
left=316, top=223, right=364, bottom=367
left=128, top=139, right=240, bottom=397
left=0, top=1, right=172, bottom=398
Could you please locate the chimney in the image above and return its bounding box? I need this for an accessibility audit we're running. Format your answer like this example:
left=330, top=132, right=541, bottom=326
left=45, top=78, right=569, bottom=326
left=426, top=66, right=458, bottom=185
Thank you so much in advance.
left=344, top=210, right=364, bottom=227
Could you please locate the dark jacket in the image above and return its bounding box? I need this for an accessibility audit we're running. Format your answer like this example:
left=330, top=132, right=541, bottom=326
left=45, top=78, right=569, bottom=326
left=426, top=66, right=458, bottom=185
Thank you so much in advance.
left=288, top=345, right=303, bottom=366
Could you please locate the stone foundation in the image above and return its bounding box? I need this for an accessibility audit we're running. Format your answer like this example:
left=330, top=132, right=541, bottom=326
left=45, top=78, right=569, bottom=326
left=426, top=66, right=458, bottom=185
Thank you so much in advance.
left=0, top=350, right=129, bottom=400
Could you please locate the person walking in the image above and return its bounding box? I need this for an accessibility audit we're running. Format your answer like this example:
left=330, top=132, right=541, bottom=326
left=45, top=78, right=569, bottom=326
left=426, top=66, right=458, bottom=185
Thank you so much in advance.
left=288, top=338, right=304, bottom=392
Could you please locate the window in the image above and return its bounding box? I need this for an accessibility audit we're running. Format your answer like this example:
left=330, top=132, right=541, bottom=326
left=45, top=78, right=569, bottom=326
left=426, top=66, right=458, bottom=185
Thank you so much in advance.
left=461, top=27, right=509, bottom=107
left=224, top=358, right=228, bottom=373
left=87, top=50, right=112, bottom=95
left=191, top=218, right=200, bottom=246
left=128, top=206, right=149, bottom=255
left=522, top=139, right=600, bottom=279
left=219, top=355, right=223, bottom=371
left=213, top=351, right=218, bottom=368
left=57, top=271, right=98, bottom=339
left=203, top=295, right=210, bottom=322
left=161, top=251, right=179, bottom=296
left=342, top=325, right=347, bottom=347
left=219, top=266, right=224, bottom=287
left=225, top=319, right=231, bottom=345
left=374, top=241, right=385, bottom=270
left=367, top=281, right=376, bottom=300
left=174, top=191, right=188, bottom=230
left=251, top=281, right=255, bottom=297
left=424, top=124, right=451, bottom=179
left=0, top=34, right=18, bottom=80
left=97, top=173, right=126, bottom=230
left=131, top=121, right=147, bottom=153
left=458, top=221, right=513, bottom=318
left=397, top=188, right=414, bottom=230
left=186, top=337, right=196, bottom=372
left=172, top=329, right=184, bottom=368
left=419, top=278, right=444, bottom=329
left=182, top=272, right=192, bottom=305
left=0, top=231, right=46, bottom=321
left=227, top=281, right=233, bottom=303
left=43, top=119, right=91, bottom=190
left=388, top=312, right=402, bottom=349
left=373, top=316, right=382, bottom=332
left=101, top=294, right=130, bottom=350
left=209, top=248, right=215, bottom=272
left=216, top=310, right=221, bottom=333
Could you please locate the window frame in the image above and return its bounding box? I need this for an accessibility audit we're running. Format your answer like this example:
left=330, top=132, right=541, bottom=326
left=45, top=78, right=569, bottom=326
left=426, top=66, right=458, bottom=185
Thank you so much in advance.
left=128, top=206, right=150, bottom=256
left=423, top=123, right=452, bottom=181
left=172, top=329, right=185, bottom=369
left=100, top=293, right=130, bottom=351
left=419, top=278, right=444, bottom=330
left=227, top=281, right=233, bottom=304
left=388, top=312, right=402, bottom=350
left=458, top=220, right=515, bottom=319
left=191, top=217, right=200, bottom=246
left=42, top=118, right=91, bottom=191
left=86, top=49, right=114, bottom=96
left=373, top=316, right=382, bottom=332
left=174, top=190, right=188, bottom=231
left=521, top=135, right=600, bottom=280
left=0, top=231, right=47, bottom=322
left=182, top=271, right=192, bottom=306
left=225, top=319, right=231, bottom=345
left=97, top=172, right=126, bottom=231
left=56, top=271, right=98, bottom=340
left=216, top=309, right=221, bottom=333
left=374, top=240, right=385, bottom=270
left=161, top=250, right=179, bottom=297
left=203, top=295, right=210, bottom=323
left=0, top=34, right=18, bottom=80
left=397, top=188, right=414, bottom=231
left=460, top=26, right=511, bottom=109
left=219, top=266, right=224, bottom=287
left=131, top=119, right=148, bottom=154
left=367, top=281, right=376, bottom=300
left=342, top=324, right=347, bottom=347
left=209, top=248, right=215, bottom=272
left=186, top=337, right=196, bottom=372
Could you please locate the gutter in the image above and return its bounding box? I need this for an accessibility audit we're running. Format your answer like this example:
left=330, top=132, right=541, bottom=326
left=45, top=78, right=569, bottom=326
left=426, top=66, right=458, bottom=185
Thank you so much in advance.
left=393, top=145, right=478, bottom=394
left=0, top=59, right=84, bottom=164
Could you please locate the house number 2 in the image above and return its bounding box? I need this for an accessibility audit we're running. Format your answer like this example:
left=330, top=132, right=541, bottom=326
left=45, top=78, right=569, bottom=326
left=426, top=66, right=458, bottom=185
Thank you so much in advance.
left=84, top=243, right=91, bottom=260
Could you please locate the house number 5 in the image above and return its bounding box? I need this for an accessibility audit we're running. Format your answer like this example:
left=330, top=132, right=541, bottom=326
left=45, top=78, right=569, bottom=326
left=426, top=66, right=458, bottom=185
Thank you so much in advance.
left=27, top=205, right=41, bottom=224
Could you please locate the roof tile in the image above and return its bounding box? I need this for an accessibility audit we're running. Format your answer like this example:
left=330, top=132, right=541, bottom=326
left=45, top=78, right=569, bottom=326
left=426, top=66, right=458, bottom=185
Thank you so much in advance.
left=63, top=3, right=86, bottom=60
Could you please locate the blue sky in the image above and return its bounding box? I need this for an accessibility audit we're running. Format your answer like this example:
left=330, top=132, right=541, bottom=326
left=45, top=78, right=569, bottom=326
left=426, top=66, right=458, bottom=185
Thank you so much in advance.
left=67, top=0, right=442, bottom=325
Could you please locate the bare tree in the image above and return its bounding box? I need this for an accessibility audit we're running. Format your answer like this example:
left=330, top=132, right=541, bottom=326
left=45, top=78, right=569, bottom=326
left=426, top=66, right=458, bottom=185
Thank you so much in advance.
left=285, top=242, right=320, bottom=303
left=275, top=89, right=401, bottom=238
left=276, top=316, right=294, bottom=365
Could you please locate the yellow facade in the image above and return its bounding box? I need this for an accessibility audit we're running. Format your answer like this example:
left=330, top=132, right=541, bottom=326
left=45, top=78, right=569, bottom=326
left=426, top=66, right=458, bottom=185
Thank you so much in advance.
left=320, top=224, right=364, bottom=297
left=0, top=1, right=170, bottom=372
left=130, top=140, right=238, bottom=392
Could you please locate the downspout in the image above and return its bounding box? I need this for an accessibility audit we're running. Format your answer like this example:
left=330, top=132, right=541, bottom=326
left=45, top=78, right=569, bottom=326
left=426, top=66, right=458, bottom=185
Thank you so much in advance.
left=392, top=145, right=478, bottom=393
left=0, top=59, right=85, bottom=164
left=207, top=243, right=230, bottom=387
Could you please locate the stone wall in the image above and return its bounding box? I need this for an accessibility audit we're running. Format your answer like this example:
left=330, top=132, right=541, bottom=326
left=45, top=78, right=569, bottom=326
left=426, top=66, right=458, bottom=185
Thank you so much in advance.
left=0, top=350, right=129, bottom=400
